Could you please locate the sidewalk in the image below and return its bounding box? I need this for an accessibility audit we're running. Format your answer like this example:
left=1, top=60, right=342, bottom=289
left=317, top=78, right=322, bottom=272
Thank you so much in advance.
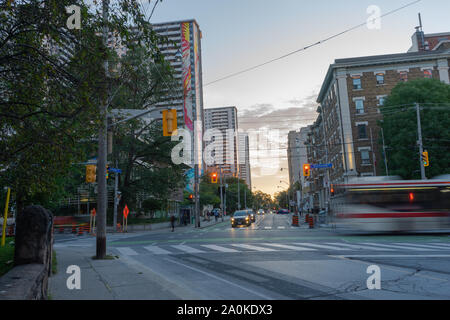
left=49, top=245, right=200, bottom=300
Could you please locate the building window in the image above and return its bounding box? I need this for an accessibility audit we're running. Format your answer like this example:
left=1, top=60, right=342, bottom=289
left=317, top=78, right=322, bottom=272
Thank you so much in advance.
left=376, top=73, right=385, bottom=85
left=361, top=150, right=371, bottom=165
left=399, top=71, right=408, bottom=82
left=358, top=124, right=367, bottom=139
left=352, top=76, right=362, bottom=90
left=355, top=99, right=365, bottom=114
left=423, top=69, right=433, bottom=79
left=377, top=96, right=386, bottom=106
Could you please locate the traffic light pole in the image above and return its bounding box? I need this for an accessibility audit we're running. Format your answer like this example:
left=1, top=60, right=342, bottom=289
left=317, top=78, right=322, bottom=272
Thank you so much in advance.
left=96, top=0, right=109, bottom=259
left=416, top=103, right=427, bottom=180
left=219, top=165, right=223, bottom=214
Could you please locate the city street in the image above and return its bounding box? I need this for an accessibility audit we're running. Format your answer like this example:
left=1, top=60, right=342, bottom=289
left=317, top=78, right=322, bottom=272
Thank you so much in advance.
left=50, top=213, right=450, bottom=300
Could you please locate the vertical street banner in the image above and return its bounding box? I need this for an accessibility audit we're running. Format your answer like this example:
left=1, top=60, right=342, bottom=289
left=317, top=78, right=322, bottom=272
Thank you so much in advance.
left=193, top=22, right=203, bottom=169
left=181, top=22, right=193, bottom=132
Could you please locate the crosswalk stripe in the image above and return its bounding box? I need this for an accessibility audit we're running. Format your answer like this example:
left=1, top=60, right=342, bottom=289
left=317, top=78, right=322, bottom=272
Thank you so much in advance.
left=143, top=246, right=172, bottom=255
left=292, top=243, right=351, bottom=251
left=396, top=243, right=450, bottom=250
left=231, top=244, right=277, bottom=252
left=171, top=244, right=205, bottom=254
left=277, top=226, right=285, bottom=229
left=201, top=244, right=239, bottom=253
left=116, top=247, right=139, bottom=256
left=264, top=227, right=272, bottom=230
left=361, top=243, right=432, bottom=251
left=261, top=243, right=316, bottom=251
left=324, top=242, right=395, bottom=251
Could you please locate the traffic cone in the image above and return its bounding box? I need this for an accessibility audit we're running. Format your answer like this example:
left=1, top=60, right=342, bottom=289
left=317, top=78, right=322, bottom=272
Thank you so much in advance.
left=117, top=223, right=122, bottom=233
left=72, top=224, right=77, bottom=234
left=77, top=225, right=84, bottom=236
left=309, top=215, right=314, bottom=229
left=59, top=226, right=64, bottom=234
left=305, top=214, right=309, bottom=223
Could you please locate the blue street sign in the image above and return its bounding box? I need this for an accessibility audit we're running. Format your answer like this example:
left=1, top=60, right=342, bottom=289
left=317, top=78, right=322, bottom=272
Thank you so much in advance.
left=311, top=163, right=333, bottom=169
left=108, top=168, right=122, bottom=174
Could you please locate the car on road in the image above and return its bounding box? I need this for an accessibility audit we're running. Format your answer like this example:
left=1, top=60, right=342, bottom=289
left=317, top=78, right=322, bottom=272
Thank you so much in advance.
left=231, top=210, right=252, bottom=228
left=257, top=209, right=264, bottom=215
left=247, top=209, right=256, bottom=222
left=277, top=209, right=290, bottom=214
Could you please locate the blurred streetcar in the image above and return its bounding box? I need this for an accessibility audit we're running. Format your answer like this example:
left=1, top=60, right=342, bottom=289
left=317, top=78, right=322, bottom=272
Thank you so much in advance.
left=330, top=175, right=450, bottom=232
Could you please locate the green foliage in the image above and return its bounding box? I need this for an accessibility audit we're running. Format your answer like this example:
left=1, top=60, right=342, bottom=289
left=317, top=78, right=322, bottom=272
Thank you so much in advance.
left=380, top=79, right=450, bottom=179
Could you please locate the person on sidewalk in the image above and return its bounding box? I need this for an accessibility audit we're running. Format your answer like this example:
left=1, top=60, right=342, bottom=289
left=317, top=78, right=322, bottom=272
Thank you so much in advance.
left=170, top=214, right=176, bottom=232
left=214, top=210, right=218, bottom=222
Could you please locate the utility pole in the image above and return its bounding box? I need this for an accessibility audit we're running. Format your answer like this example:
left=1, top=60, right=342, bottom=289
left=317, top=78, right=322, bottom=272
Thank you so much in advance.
left=237, top=173, right=240, bottom=210
left=219, top=165, right=223, bottom=215
left=416, top=103, right=427, bottom=180
left=194, top=164, right=200, bottom=227
left=113, top=159, right=119, bottom=232
left=381, top=127, right=389, bottom=176
left=370, top=128, right=376, bottom=176
left=244, top=187, right=246, bottom=209
left=96, top=0, right=109, bottom=259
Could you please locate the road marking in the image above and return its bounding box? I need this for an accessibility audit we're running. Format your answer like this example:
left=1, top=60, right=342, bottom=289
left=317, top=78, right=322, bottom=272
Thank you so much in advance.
left=171, top=245, right=205, bottom=254
left=325, top=242, right=395, bottom=251
left=396, top=243, right=450, bottom=250
left=428, top=242, right=450, bottom=248
left=200, top=245, right=239, bottom=253
left=231, top=244, right=277, bottom=252
left=292, top=243, right=351, bottom=251
left=165, top=258, right=273, bottom=300
left=331, top=254, right=450, bottom=258
left=361, top=242, right=433, bottom=251
left=261, top=243, right=316, bottom=251
left=264, top=227, right=272, bottom=230
left=143, top=246, right=171, bottom=255
left=277, top=226, right=285, bottom=229
left=116, top=247, right=139, bottom=256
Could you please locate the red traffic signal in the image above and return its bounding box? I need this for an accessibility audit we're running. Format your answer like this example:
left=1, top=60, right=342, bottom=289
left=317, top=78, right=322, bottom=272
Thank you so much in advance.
left=188, top=194, right=194, bottom=200
left=303, top=164, right=311, bottom=177
left=211, top=172, right=218, bottom=183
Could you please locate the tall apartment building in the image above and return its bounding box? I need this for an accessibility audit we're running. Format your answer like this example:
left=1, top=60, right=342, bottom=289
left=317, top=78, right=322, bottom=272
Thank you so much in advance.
left=305, top=27, right=450, bottom=211
left=287, top=131, right=302, bottom=186
left=152, top=20, right=205, bottom=169
left=238, top=132, right=252, bottom=189
left=204, top=107, right=239, bottom=178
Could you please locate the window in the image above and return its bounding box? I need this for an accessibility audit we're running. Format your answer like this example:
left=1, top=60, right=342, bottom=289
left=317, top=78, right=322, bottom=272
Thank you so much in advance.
left=361, top=150, right=371, bottom=165
left=376, top=73, right=385, bottom=85
left=377, top=96, right=386, bottom=106
left=352, top=76, right=362, bottom=90
left=423, top=69, right=433, bottom=79
left=357, top=124, right=367, bottom=139
left=355, top=99, right=365, bottom=114
left=399, top=71, right=408, bottom=82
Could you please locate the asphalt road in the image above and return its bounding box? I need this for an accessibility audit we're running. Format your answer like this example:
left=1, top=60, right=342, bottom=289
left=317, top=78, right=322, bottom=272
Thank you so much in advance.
left=54, top=213, right=450, bottom=300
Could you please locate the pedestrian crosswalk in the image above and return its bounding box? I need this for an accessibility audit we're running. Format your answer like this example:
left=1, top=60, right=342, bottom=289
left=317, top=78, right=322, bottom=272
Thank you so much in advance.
left=111, top=241, right=450, bottom=256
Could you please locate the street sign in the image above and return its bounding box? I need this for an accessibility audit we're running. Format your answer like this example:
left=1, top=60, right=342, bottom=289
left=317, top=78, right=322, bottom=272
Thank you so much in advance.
left=123, top=205, right=129, bottom=219
left=311, top=163, right=333, bottom=169
left=108, top=167, right=122, bottom=174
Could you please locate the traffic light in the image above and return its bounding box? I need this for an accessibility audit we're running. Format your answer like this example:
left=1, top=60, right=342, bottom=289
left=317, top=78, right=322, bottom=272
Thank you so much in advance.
left=162, top=109, right=177, bottom=136
left=86, top=165, right=97, bottom=183
left=188, top=194, right=194, bottom=202
left=211, top=172, right=218, bottom=183
left=106, top=165, right=109, bottom=179
left=422, top=151, right=429, bottom=167
left=303, top=164, right=311, bottom=177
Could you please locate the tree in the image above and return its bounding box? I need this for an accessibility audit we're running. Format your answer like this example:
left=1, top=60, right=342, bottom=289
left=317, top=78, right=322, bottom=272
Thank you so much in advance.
left=379, top=79, right=450, bottom=179
left=0, top=0, right=163, bottom=213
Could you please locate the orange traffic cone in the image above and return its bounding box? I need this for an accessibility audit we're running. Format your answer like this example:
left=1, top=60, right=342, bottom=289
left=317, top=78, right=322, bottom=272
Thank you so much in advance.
left=77, top=225, right=84, bottom=236
left=309, top=215, right=314, bottom=229
left=59, top=226, right=64, bottom=234
left=72, top=224, right=77, bottom=234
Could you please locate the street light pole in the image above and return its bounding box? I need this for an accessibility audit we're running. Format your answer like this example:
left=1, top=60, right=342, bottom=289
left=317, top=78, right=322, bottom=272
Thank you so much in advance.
left=416, top=103, right=427, bottom=180
left=96, top=0, right=109, bottom=259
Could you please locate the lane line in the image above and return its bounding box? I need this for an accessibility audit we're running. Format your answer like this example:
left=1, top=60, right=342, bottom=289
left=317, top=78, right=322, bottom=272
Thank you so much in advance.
left=231, top=244, right=277, bottom=252
left=396, top=243, right=450, bottom=250
left=361, top=242, right=433, bottom=251
left=325, top=242, right=395, bottom=251
left=331, top=254, right=450, bottom=258
left=165, top=258, right=273, bottom=300
left=292, top=243, right=351, bottom=251
left=261, top=243, right=316, bottom=251
left=143, top=246, right=172, bottom=255
left=200, top=244, right=239, bottom=253
left=116, top=247, right=139, bottom=256
left=171, top=245, right=205, bottom=254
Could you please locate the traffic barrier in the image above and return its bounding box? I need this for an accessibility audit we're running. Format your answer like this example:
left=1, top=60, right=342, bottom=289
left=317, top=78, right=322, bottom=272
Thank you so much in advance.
left=309, top=215, right=314, bottom=229
left=292, top=215, right=299, bottom=226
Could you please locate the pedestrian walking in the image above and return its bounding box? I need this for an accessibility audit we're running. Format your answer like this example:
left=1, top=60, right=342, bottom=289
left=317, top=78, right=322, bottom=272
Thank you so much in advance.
left=214, top=209, right=219, bottom=222
left=170, top=214, right=176, bottom=232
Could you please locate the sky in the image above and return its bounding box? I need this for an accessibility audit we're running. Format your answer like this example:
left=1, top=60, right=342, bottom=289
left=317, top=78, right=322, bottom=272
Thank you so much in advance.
left=146, top=0, right=450, bottom=196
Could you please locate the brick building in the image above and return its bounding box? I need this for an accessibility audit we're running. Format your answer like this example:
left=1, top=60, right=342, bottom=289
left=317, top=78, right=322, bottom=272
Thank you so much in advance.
left=304, top=28, right=450, bottom=211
